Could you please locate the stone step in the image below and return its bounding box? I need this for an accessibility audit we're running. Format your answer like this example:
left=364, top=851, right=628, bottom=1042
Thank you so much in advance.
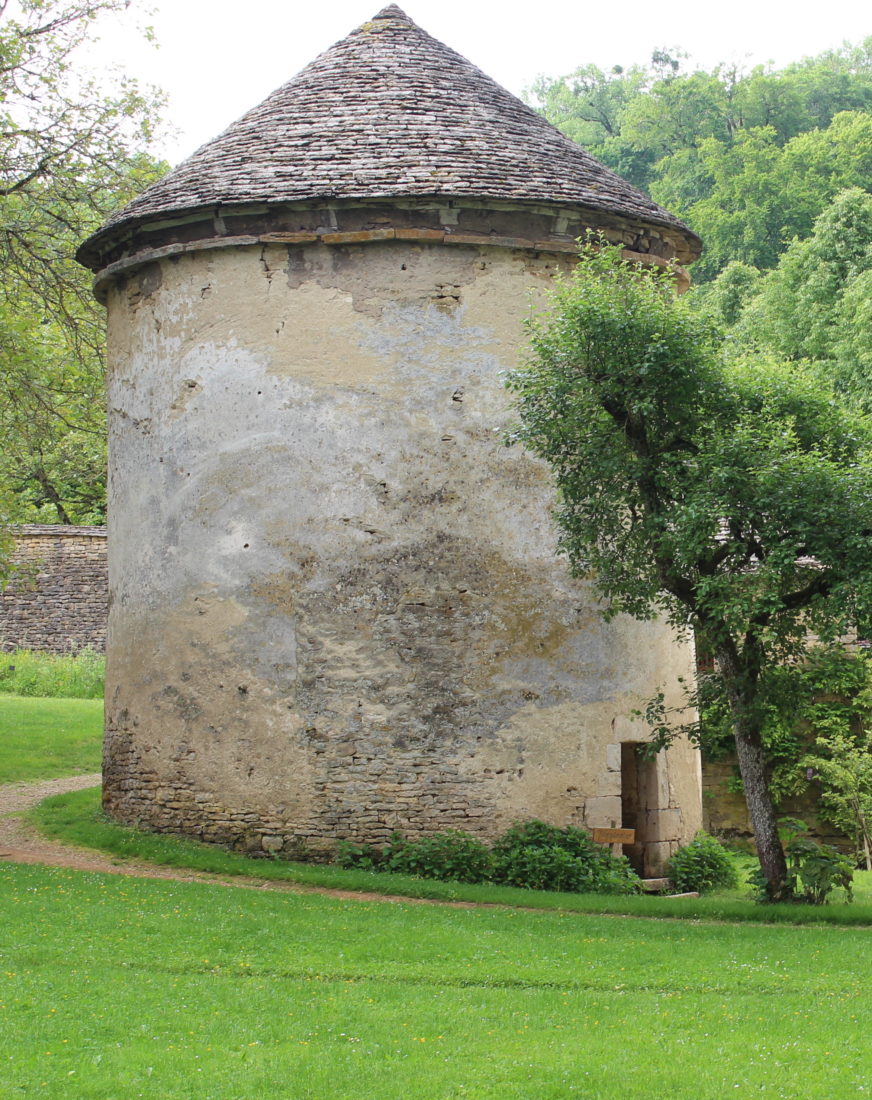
left=640, top=877, right=671, bottom=892
left=640, top=878, right=700, bottom=899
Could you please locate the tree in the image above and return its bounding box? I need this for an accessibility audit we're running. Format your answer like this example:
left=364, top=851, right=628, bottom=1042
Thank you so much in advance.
left=662, top=112, right=872, bottom=280
left=507, top=243, right=872, bottom=899
left=0, top=297, right=107, bottom=523
left=0, top=0, right=165, bottom=530
left=734, top=188, right=872, bottom=400
left=527, top=63, right=657, bottom=191
left=687, top=260, right=761, bottom=328
left=532, top=41, right=872, bottom=282
left=804, top=730, right=872, bottom=871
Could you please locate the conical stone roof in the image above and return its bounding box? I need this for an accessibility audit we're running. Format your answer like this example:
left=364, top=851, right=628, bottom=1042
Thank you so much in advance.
left=78, top=5, right=700, bottom=268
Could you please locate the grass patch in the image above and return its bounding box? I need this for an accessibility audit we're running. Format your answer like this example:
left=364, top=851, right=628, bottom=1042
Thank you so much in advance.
left=1, top=860, right=871, bottom=1098
left=0, top=648, right=104, bottom=698
left=0, top=696, right=102, bottom=782
left=32, top=787, right=872, bottom=926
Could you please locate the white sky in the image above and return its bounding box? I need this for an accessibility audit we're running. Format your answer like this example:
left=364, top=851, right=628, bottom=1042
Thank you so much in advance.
left=85, top=0, right=872, bottom=165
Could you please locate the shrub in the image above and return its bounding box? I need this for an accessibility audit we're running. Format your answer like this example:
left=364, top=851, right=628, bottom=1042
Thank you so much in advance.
left=384, top=830, right=494, bottom=884
left=491, top=820, right=641, bottom=895
left=335, top=840, right=383, bottom=871
left=667, top=832, right=739, bottom=894
left=491, top=819, right=597, bottom=860
left=332, top=819, right=642, bottom=895
left=746, top=819, right=854, bottom=904
left=784, top=836, right=854, bottom=904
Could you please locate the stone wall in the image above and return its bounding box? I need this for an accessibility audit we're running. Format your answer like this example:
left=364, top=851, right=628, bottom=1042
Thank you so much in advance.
left=0, top=525, right=108, bottom=653
left=702, top=756, right=850, bottom=850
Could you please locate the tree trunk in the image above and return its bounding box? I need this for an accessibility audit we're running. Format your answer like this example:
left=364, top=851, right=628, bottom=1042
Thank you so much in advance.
left=33, top=466, right=72, bottom=525
left=731, top=715, right=790, bottom=898
left=716, top=644, right=790, bottom=900
left=854, top=800, right=872, bottom=872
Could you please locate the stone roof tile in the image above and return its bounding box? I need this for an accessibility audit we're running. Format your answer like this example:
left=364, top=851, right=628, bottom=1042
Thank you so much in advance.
left=79, top=7, right=700, bottom=266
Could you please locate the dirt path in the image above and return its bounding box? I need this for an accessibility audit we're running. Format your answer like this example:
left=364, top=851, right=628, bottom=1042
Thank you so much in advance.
left=0, top=774, right=487, bottom=908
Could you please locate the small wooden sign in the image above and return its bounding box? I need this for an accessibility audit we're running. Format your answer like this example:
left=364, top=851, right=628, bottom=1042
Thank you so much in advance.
left=591, top=827, right=635, bottom=845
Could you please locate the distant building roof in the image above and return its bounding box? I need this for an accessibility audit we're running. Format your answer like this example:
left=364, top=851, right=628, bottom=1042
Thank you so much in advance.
left=78, top=5, right=701, bottom=268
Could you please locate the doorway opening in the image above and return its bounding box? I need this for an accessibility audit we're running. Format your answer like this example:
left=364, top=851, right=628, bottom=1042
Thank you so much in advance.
left=620, top=741, right=658, bottom=876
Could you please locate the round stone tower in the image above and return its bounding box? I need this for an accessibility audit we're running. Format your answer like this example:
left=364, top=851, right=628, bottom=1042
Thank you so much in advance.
left=78, top=5, right=704, bottom=873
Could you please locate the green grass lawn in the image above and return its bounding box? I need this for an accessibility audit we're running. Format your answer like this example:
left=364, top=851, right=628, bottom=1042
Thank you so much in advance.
left=0, top=695, right=102, bottom=782
left=1, top=860, right=870, bottom=1099
left=4, top=696, right=872, bottom=1095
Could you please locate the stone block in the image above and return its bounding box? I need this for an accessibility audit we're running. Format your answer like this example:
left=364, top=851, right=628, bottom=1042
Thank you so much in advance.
left=643, top=809, right=683, bottom=841
left=611, top=716, right=642, bottom=743
left=583, top=796, right=622, bottom=828
left=597, top=769, right=621, bottom=797
left=644, top=841, right=675, bottom=876
left=656, top=760, right=671, bottom=805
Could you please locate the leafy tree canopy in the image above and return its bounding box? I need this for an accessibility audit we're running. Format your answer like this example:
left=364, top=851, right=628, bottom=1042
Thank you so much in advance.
left=729, top=188, right=872, bottom=392
left=0, top=0, right=166, bottom=529
left=530, top=41, right=872, bottom=281
left=508, top=242, right=872, bottom=898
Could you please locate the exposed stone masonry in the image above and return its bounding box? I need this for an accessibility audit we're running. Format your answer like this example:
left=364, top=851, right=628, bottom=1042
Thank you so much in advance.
left=0, top=526, right=107, bottom=653
left=103, top=734, right=506, bottom=858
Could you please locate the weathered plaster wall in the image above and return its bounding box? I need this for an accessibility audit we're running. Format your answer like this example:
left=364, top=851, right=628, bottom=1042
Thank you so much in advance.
left=0, top=525, right=108, bottom=653
left=102, top=236, right=701, bottom=869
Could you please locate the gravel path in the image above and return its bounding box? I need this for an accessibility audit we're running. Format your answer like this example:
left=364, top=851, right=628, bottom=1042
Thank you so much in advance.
left=0, top=773, right=104, bottom=866
left=0, top=773, right=230, bottom=883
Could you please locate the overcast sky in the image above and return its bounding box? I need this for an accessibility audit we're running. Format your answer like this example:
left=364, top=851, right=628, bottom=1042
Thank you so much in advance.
left=85, top=0, right=872, bottom=164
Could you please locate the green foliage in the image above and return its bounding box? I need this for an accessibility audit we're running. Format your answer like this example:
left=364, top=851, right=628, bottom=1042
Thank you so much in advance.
left=0, top=1, right=167, bottom=525
left=384, top=829, right=494, bottom=884
left=803, top=729, right=872, bottom=869
left=337, top=819, right=640, bottom=894
left=492, top=843, right=590, bottom=892
left=698, top=646, right=872, bottom=837
left=337, top=831, right=495, bottom=883
left=687, top=260, right=761, bottom=328
left=731, top=188, right=872, bottom=406
left=490, top=820, right=641, bottom=894
left=666, top=832, right=739, bottom=894
left=531, top=42, right=872, bottom=283
left=528, top=63, right=656, bottom=190
left=509, top=243, right=872, bottom=648
left=750, top=820, right=855, bottom=904
left=656, top=113, right=872, bottom=280
left=0, top=296, right=110, bottom=523
left=784, top=835, right=854, bottom=904
left=0, top=647, right=105, bottom=698
left=335, top=839, right=382, bottom=871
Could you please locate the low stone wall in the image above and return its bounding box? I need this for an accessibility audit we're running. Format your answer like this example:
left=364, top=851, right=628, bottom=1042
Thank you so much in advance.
left=702, top=756, right=850, bottom=850
left=0, top=525, right=108, bottom=653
